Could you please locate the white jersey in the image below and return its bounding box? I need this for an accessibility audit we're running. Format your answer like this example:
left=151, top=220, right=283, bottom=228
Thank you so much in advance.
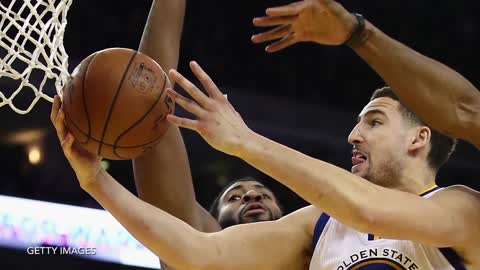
left=309, top=186, right=466, bottom=270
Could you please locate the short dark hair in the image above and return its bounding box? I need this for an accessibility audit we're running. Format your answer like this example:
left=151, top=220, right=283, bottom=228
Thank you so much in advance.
left=208, top=177, right=281, bottom=220
left=370, top=86, right=457, bottom=171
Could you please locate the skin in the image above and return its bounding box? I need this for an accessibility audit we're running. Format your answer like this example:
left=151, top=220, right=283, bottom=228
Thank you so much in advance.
left=216, top=181, right=282, bottom=228
left=348, top=97, right=431, bottom=190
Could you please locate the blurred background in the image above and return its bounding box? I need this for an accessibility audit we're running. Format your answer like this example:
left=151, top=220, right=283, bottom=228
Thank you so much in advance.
left=0, top=0, right=479, bottom=269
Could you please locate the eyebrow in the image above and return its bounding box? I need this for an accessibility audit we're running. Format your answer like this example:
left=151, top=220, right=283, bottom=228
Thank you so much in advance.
left=224, top=183, right=266, bottom=196
left=357, top=109, right=388, bottom=123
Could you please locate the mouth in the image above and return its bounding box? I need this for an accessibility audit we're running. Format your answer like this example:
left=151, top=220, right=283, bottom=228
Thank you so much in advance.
left=242, top=202, right=267, bottom=216
left=351, top=150, right=368, bottom=169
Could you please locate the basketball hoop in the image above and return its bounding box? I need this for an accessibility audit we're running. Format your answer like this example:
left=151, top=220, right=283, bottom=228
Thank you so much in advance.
left=0, top=0, right=73, bottom=114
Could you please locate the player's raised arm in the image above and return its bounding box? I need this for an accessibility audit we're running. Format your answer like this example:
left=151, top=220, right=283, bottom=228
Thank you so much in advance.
left=252, top=0, right=480, bottom=148
left=352, top=22, right=480, bottom=149
left=137, top=0, right=184, bottom=73
left=52, top=95, right=316, bottom=270
left=86, top=174, right=317, bottom=270
left=133, top=0, right=221, bottom=234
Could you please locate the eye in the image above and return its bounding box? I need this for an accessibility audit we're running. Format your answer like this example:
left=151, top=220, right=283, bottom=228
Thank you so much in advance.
left=262, top=194, right=271, bottom=200
left=371, top=119, right=382, bottom=126
left=228, top=195, right=241, bottom=202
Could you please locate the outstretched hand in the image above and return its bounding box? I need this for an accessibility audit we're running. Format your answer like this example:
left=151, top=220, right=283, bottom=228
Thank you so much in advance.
left=166, top=61, right=254, bottom=157
left=50, top=96, right=102, bottom=189
left=251, top=0, right=356, bottom=52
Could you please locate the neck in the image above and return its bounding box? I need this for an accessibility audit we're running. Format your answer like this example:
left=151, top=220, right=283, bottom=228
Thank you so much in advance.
left=393, top=161, right=437, bottom=195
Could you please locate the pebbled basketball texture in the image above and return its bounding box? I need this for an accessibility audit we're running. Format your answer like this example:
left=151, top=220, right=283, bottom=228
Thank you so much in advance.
left=62, top=47, right=174, bottom=160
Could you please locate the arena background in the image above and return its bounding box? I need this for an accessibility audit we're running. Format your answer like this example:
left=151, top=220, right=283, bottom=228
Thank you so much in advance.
left=0, top=0, right=479, bottom=269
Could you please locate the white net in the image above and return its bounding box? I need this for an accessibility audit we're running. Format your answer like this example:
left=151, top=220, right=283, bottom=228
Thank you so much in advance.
left=0, top=0, right=72, bottom=114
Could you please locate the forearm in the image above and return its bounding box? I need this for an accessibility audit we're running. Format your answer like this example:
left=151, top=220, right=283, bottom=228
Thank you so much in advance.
left=134, top=124, right=221, bottom=234
left=138, top=0, right=185, bottom=64
left=133, top=127, right=200, bottom=224
left=353, top=21, right=480, bottom=146
left=134, top=0, right=220, bottom=232
left=83, top=170, right=207, bottom=269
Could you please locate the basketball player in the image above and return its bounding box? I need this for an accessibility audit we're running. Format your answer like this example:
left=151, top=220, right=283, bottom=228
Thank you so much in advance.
left=251, top=0, right=480, bottom=149
left=51, top=71, right=479, bottom=268
left=132, top=0, right=283, bottom=237
left=125, top=0, right=283, bottom=268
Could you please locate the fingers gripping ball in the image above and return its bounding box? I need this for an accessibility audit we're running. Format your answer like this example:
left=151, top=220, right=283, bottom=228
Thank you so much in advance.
left=62, top=48, right=174, bottom=160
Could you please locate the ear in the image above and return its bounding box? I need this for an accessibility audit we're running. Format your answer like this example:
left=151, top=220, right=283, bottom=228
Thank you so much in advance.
left=408, top=126, right=431, bottom=153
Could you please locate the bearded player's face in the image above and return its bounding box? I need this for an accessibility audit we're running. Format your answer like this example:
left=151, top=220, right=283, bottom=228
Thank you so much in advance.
left=216, top=181, right=283, bottom=228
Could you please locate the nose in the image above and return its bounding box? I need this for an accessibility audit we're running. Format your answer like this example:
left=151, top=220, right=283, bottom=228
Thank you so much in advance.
left=348, top=123, right=364, bottom=145
left=242, top=190, right=263, bottom=203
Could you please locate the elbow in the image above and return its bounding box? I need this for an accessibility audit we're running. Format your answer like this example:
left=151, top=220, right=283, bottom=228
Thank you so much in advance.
left=352, top=196, right=387, bottom=235
left=179, top=255, right=212, bottom=270
left=148, top=231, right=215, bottom=270
left=355, top=205, right=396, bottom=238
left=164, top=249, right=210, bottom=270
left=464, top=110, right=480, bottom=145
left=452, top=93, right=480, bottom=140
left=354, top=206, right=381, bottom=234
left=173, top=233, right=223, bottom=270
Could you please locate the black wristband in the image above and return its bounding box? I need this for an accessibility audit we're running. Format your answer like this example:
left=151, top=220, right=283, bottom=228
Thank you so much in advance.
left=342, top=13, right=366, bottom=47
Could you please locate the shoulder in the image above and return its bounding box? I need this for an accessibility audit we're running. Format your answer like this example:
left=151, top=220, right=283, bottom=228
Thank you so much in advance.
left=431, top=185, right=480, bottom=249
left=432, top=185, right=480, bottom=202
left=443, top=184, right=479, bottom=193
left=429, top=185, right=480, bottom=211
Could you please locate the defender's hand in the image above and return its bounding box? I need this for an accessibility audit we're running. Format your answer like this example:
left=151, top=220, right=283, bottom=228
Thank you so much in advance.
left=50, top=95, right=102, bottom=189
left=166, top=61, right=254, bottom=157
left=252, top=0, right=356, bottom=52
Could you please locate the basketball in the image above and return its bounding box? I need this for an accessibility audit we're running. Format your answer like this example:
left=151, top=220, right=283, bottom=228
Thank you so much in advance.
left=62, top=47, right=174, bottom=160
